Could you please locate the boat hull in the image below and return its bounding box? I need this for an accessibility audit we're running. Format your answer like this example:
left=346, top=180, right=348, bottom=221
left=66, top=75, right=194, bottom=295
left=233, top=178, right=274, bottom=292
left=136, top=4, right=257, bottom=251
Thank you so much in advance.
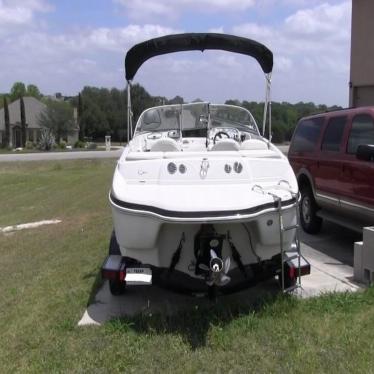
left=110, top=195, right=297, bottom=279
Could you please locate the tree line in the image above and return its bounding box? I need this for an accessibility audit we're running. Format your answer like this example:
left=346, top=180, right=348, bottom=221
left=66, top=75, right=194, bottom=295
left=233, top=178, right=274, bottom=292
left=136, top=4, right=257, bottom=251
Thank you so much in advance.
left=2, top=81, right=342, bottom=145
left=76, top=85, right=342, bottom=143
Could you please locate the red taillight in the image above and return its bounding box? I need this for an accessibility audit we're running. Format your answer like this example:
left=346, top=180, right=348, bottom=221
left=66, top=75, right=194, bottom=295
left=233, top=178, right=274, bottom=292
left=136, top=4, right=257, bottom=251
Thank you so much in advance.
left=285, top=257, right=311, bottom=278
left=119, top=268, right=126, bottom=282
left=288, top=265, right=296, bottom=280
left=102, top=269, right=119, bottom=281
left=101, top=255, right=126, bottom=282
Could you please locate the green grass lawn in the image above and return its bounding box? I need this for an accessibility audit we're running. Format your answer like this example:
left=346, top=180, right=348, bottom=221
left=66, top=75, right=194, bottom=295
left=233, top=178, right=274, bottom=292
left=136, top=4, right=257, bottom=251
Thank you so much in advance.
left=0, top=160, right=373, bottom=373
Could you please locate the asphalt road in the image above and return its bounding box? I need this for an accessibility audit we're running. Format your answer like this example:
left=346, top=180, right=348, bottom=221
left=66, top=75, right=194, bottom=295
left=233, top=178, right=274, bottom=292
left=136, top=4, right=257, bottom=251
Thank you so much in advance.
left=0, top=148, right=124, bottom=162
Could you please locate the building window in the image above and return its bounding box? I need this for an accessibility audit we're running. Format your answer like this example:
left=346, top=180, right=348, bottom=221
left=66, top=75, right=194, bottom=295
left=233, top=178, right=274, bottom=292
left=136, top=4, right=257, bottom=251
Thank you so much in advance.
left=321, top=116, right=347, bottom=152
left=347, top=114, right=374, bottom=154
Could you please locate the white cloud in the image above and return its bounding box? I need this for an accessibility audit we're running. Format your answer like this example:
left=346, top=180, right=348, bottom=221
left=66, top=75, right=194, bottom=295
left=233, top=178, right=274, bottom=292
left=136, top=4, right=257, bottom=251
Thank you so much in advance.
left=0, top=1, right=352, bottom=106
left=115, top=0, right=255, bottom=21
left=0, top=0, right=51, bottom=26
left=231, top=2, right=351, bottom=104
left=86, top=24, right=180, bottom=52
left=208, top=26, right=224, bottom=34
left=0, top=24, right=180, bottom=95
left=284, top=2, right=350, bottom=41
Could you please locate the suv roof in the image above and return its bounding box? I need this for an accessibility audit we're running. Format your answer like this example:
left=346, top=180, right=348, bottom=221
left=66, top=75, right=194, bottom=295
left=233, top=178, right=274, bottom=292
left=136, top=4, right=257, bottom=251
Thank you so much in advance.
left=301, top=106, right=374, bottom=121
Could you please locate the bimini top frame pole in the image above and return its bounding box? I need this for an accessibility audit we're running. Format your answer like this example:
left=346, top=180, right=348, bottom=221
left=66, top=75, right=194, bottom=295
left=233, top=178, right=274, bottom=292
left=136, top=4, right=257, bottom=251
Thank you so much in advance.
left=126, top=81, right=132, bottom=143
left=262, top=73, right=272, bottom=143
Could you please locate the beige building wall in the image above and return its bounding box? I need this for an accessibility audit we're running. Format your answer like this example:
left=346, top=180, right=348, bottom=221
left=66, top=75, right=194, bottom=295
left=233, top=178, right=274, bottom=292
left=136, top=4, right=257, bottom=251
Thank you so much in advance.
left=350, top=0, right=374, bottom=107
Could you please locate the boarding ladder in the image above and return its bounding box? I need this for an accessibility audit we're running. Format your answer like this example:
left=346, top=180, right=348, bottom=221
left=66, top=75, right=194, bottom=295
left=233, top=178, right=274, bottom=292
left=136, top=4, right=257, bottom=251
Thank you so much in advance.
left=252, top=180, right=302, bottom=293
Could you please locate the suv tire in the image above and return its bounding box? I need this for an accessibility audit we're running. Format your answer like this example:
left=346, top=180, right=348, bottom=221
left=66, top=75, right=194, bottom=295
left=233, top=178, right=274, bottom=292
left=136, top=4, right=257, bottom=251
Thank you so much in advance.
left=108, top=230, right=126, bottom=296
left=299, top=187, right=322, bottom=234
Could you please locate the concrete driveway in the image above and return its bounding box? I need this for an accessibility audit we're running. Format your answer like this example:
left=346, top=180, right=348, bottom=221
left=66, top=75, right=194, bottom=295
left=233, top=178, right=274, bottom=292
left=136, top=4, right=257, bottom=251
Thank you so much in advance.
left=79, top=222, right=363, bottom=326
left=0, top=148, right=123, bottom=162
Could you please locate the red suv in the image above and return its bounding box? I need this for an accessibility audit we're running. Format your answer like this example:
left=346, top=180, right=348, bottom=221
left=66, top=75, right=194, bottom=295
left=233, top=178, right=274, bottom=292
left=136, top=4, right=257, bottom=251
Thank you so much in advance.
left=288, top=107, right=374, bottom=233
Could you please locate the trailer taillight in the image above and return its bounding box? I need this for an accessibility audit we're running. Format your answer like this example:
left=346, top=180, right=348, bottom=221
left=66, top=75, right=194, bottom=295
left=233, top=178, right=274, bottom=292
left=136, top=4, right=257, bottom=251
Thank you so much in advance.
left=101, top=255, right=126, bottom=282
left=285, top=255, right=311, bottom=278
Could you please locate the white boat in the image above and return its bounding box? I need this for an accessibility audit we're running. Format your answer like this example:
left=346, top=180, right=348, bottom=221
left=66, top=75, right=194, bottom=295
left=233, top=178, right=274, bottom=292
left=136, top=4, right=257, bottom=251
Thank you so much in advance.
left=102, top=33, right=310, bottom=297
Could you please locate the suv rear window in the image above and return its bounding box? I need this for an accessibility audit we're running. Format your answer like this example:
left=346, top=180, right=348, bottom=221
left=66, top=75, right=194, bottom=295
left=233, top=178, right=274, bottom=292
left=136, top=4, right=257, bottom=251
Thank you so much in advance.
left=290, top=117, right=323, bottom=153
left=347, top=114, right=374, bottom=154
left=321, top=116, right=347, bottom=152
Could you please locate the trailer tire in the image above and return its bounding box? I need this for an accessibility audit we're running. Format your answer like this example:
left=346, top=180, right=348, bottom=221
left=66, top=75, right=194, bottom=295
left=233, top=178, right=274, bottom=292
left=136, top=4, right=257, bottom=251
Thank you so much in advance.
left=278, top=272, right=297, bottom=290
left=284, top=273, right=297, bottom=289
left=108, top=230, right=126, bottom=296
left=109, top=280, right=126, bottom=296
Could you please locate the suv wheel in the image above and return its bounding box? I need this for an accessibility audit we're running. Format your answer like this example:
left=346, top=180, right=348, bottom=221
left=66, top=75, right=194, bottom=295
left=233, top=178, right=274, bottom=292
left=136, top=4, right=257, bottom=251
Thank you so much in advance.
left=299, top=187, right=322, bottom=234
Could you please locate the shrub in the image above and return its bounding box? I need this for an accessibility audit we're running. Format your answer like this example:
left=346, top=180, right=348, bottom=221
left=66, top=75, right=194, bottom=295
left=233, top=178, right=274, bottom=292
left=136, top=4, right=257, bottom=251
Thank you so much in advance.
left=86, top=142, right=97, bottom=150
left=25, top=141, right=34, bottom=150
left=38, top=129, right=55, bottom=151
left=74, top=140, right=85, bottom=148
left=58, top=140, right=67, bottom=149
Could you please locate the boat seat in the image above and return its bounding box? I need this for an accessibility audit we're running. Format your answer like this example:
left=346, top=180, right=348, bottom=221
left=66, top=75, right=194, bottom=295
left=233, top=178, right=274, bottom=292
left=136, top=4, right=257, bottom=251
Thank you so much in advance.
left=149, top=138, right=180, bottom=152
left=241, top=139, right=268, bottom=150
left=210, top=139, right=240, bottom=151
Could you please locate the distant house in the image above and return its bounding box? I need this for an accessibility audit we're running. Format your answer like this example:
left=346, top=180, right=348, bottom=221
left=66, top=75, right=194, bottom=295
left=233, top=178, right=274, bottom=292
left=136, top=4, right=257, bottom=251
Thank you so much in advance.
left=0, top=96, right=78, bottom=148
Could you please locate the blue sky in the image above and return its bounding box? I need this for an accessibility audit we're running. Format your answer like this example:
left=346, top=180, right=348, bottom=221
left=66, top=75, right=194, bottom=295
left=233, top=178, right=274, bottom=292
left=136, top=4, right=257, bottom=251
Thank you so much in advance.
left=0, top=0, right=351, bottom=105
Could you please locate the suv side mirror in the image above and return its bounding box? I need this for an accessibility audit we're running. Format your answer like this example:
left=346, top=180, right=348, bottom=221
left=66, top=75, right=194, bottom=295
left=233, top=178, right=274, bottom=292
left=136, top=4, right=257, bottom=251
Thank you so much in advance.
left=356, top=144, right=374, bottom=161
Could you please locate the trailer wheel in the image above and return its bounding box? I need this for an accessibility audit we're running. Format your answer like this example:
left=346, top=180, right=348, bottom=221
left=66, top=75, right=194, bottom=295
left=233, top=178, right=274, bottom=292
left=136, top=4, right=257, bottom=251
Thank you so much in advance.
left=284, top=273, right=297, bottom=289
left=109, top=280, right=126, bottom=296
left=278, top=272, right=297, bottom=290
left=108, top=230, right=126, bottom=296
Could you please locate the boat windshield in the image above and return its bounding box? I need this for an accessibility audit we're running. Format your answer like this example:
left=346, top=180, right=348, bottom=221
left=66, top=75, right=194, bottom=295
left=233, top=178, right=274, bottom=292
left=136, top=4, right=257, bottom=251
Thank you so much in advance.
left=135, top=103, right=259, bottom=136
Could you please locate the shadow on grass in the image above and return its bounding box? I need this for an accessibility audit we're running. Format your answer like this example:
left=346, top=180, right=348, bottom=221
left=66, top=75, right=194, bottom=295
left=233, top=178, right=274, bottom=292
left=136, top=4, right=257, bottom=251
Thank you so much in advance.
left=104, top=289, right=291, bottom=349
left=83, top=268, right=105, bottom=307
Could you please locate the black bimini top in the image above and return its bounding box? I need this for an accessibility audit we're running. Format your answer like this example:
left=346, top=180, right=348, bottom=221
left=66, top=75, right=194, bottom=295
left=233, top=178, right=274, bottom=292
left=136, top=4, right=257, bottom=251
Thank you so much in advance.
left=125, top=33, right=273, bottom=81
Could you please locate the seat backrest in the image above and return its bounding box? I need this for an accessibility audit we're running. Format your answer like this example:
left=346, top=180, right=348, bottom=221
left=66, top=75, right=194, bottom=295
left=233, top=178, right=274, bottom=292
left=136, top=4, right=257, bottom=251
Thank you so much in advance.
left=149, top=138, right=180, bottom=152
left=210, top=139, right=240, bottom=151
left=240, top=139, right=268, bottom=150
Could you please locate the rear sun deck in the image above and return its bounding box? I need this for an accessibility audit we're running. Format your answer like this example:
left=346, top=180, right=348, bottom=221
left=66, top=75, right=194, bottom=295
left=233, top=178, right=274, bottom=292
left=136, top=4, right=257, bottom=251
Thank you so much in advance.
left=125, top=149, right=281, bottom=161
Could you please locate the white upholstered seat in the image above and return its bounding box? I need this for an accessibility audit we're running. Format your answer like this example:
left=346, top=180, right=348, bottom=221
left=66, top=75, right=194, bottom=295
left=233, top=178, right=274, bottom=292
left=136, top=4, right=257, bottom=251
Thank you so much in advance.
left=240, top=139, right=268, bottom=150
left=210, top=139, right=240, bottom=151
left=149, top=138, right=180, bottom=152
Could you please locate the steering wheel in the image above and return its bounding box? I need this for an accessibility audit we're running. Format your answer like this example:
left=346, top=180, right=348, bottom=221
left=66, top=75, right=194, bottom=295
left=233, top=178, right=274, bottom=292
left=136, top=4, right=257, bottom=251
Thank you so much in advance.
left=213, top=131, right=231, bottom=144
